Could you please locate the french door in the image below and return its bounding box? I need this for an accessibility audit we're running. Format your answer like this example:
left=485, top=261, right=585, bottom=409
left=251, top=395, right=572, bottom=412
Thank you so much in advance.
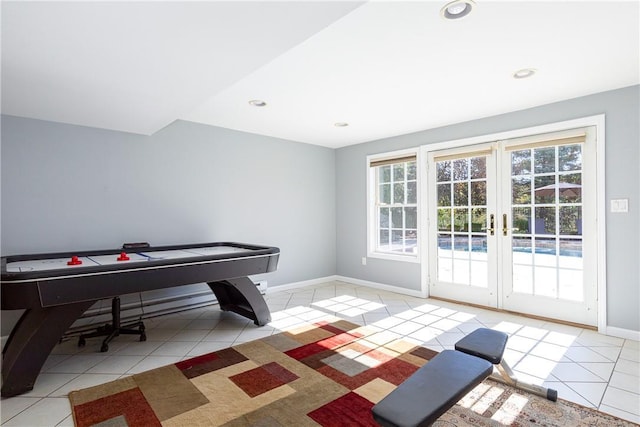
left=427, top=127, right=597, bottom=326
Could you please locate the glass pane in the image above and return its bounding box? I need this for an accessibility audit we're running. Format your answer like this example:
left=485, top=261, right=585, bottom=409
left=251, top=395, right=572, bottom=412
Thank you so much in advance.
left=379, top=207, right=389, bottom=228
left=453, top=182, right=468, bottom=206
left=438, top=208, right=452, bottom=232
left=453, top=235, right=469, bottom=253
left=438, top=257, right=453, bottom=282
left=534, top=147, right=556, bottom=174
left=405, top=207, right=417, bottom=229
left=393, top=183, right=405, bottom=204
left=470, top=157, right=486, bottom=179
left=407, top=162, right=417, bottom=180
left=559, top=174, right=582, bottom=203
left=407, top=181, right=417, bottom=204
left=393, top=163, right=405, bottom=181
left=534, top=266, right=557, bottom=297
left=437, top=161, right=451, bottom=182
left=513, top=264, right=533, bottom=294
left=405, top=230, right=417, bottom=253
left=439, top=236, right=452, bottom=281
left=470, top=261, right=488, bottom=288
left=391, top=230, right=403, bottom=251
left=470, top=234, right=487, bottom=255
left=379, top=230, right=389, bottom=247
left=535, top=237, right=557, bottom=267
left=379, top=165, right=391, bottom=183
left=512, top=177, right=531, bottom=204
left=391, top=207, right=403, bottom=228
left=559, top=239, right=582, bottom=268
left=559, top=206, right=581, bottom=235
left=535, top=207, right=556, bottom=235
left=453, top=159, right=468, bottom=181
left=534, top=176, right=555, bottom=204
left=513, top=238, right=533, bottom=292
left=471, top=208, right=486, bottom=233
left=453, top=259, right=470, bottom=285
left=559, top=145, right=582, bottom=171
left=470, top=181, right=486, bottom=206
left=453, top=208, right=469, bottom=232
left=511, top=150, right=531, bottom=175
left=512, top=207, right=531, bottom=234
left=438, top=183, right=451, bottom=206
left=379, top=183, right=391, bottom=204
left=559, top=269, right=583, bottom=301
left=438, top=233, right=452, bottom=253
left=513, top=236, right=533, bottom=256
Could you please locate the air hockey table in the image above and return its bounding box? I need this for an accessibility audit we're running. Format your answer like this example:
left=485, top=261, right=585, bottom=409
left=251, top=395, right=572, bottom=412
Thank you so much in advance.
left=0, top=241, right=279, bottom=397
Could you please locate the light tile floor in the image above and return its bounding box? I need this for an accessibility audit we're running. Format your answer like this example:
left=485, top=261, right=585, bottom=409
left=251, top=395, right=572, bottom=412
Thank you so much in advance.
left=2, top=281, right=639, bottom=426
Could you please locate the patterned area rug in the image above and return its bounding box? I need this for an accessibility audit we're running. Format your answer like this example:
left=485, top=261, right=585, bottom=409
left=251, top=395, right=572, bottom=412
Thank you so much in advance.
left=69, top=319, right=636, bottom=426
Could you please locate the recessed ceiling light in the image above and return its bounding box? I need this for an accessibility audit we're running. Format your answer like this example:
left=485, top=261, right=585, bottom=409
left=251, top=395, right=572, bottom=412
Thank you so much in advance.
left=248, top=99, right=267, bottom=107
left=440, top=0, right=475, bottom=20
left=334, top=122, right=349, bottom=127
left=513, top=68, right=537, bottom=79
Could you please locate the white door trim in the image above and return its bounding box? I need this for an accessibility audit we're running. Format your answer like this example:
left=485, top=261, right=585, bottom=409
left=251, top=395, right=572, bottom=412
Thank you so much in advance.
left=420, top=114, right=606, bottom=332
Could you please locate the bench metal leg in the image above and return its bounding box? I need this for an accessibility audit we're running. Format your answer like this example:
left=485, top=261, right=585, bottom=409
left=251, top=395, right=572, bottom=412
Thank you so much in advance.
left=454, top=328, right=558, bottom=402
left=491, top=359, right=558, bottom=401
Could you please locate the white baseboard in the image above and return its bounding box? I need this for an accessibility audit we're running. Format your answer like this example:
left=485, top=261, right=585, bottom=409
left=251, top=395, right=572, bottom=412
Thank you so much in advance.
left=266, top=275, right=426, bottom=298
left=603, top=326, right=640, bottom=341
left=265, top=276, right=338, bottom=293
left=266, top=275, right=426, bottom=299
left=335, top=275, right=427, bottom=298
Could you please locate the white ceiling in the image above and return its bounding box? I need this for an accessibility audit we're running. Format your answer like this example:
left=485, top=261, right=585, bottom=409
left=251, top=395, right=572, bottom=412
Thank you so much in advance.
left=2, top=1, right=639, bottom=148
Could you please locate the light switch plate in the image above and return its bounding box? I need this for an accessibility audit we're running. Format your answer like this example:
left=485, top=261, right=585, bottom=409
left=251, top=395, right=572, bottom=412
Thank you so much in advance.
left=610, top=199, right=629, bottom=213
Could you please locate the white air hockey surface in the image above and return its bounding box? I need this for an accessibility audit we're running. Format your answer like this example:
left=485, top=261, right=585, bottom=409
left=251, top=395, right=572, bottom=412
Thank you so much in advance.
left=6, top=245, right=250, bottom=273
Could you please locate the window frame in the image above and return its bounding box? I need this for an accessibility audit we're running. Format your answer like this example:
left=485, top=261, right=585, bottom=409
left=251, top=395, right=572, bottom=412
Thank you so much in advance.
left=367, top=148, right=421, bottom=263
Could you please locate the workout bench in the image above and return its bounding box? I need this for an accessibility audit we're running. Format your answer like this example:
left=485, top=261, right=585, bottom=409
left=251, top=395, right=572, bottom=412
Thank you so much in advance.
left=372, top=328, right=558, bottom=427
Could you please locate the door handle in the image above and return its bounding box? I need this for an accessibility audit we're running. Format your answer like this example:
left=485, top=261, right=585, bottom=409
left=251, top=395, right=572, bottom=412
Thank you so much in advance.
left=488, top=214, right=495, bottom=236
left=503, top=214, right=508, bottom=236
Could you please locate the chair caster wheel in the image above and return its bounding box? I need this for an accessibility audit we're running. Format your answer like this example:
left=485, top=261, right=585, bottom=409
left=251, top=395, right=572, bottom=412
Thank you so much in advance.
left=100, top=343, right=109, bottom=352
left=140, top=333, right=147, bottom=342
left=78, top=338, right=86, bottom=347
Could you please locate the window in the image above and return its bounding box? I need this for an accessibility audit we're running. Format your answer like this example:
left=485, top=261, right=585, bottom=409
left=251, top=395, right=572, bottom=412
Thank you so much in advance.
left=368, top=152, right=418, bottom=259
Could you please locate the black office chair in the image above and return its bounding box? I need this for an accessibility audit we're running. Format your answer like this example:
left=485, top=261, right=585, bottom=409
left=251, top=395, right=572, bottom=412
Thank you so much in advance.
left=78, top=296, right=146, bottom=352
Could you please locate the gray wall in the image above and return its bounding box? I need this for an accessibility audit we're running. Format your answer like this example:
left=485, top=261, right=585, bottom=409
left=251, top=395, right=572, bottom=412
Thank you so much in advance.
left=2, top=85, right=638, bottom=334
left=1, top=117, right=336, bottom=334
left=336, top=85, right=640, bottom=332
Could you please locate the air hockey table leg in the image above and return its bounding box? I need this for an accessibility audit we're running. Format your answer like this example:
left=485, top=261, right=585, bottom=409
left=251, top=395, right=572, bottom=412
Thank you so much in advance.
left=208, top=277, right=271, bottom=326
left=2, top=301, right=94, bottom=397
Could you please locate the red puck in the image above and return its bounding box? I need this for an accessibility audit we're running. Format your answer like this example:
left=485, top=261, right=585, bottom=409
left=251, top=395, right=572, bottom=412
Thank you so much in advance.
left=117, top=252, right=130, bottom=261
left=67, top=256, right=82, bottom=266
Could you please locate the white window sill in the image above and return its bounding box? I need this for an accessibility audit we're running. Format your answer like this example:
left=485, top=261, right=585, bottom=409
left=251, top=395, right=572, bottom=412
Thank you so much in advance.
left=367, top=251, right=420, bottom=264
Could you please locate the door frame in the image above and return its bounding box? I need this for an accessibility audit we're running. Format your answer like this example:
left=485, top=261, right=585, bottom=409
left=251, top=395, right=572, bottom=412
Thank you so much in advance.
left=419, top=114, right=606, bottom=331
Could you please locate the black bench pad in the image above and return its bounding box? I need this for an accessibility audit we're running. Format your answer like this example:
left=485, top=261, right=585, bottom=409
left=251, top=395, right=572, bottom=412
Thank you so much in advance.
left=454, top=328, right=508, bottom=365
left=372, top=350, right=493, bottom=427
